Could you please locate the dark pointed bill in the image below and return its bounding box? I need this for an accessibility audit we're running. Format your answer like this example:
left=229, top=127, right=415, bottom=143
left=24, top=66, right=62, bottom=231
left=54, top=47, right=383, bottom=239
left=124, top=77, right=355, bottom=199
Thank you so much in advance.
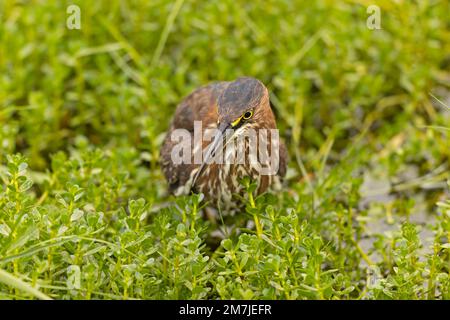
left=190, top=122, right=230, bottom=192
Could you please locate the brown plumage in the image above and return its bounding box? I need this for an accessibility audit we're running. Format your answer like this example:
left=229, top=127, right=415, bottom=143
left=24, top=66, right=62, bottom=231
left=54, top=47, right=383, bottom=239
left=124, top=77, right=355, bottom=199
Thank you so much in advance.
left=160, top=77, right=287, bottom=211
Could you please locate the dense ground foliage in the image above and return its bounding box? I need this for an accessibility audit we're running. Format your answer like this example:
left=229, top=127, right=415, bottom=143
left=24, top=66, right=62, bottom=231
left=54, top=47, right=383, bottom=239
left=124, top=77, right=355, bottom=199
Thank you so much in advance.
left=0, top=0, right=449, bottom=299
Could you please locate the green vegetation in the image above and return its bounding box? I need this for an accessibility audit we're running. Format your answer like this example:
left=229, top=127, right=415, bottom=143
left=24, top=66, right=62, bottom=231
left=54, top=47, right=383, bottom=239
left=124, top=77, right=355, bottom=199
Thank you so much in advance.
left=0, top=0, right=449, bottom=299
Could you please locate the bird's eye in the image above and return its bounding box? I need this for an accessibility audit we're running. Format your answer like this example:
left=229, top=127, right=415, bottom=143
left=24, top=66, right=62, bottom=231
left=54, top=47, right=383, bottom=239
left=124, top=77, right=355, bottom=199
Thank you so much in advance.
left=243, top=111, right=253, bottom=120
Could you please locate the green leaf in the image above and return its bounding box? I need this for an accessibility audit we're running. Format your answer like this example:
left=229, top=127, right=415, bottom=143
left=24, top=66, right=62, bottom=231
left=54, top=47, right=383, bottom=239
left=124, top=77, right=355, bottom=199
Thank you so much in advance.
left=70, top=209, right=84, bottom=222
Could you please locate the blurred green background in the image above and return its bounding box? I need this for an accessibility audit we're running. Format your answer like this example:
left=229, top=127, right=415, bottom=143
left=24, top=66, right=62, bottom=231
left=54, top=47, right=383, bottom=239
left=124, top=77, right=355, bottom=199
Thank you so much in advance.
left=0, top=0, right=449, bottom=299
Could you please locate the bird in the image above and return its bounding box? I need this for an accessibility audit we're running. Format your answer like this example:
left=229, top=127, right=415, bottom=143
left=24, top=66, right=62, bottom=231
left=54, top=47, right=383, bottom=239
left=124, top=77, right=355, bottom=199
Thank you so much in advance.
left=160, top=77, right=287, bottom=212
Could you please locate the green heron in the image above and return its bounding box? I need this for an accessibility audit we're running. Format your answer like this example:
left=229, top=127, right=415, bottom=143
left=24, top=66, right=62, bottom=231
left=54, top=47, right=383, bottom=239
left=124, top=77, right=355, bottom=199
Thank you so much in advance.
left=160, top=77, right=287, bottom=211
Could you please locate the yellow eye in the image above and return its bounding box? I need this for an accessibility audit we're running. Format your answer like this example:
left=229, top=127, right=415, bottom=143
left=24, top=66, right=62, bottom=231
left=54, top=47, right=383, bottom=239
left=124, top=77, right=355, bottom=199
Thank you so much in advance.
left=242, top=110, right=253, bottom=120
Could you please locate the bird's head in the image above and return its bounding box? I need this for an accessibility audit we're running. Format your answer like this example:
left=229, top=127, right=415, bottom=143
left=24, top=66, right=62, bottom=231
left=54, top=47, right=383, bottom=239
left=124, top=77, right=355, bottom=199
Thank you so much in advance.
left=217, top=77, right=275, bottom=139
left=191, top=77, right=276, bottom=190
left=216, top=77, right=270, bottom=133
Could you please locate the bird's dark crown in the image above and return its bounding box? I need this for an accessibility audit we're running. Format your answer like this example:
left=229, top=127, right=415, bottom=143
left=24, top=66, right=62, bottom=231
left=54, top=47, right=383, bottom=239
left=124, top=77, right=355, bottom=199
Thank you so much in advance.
left=217, top=77, right=267, bottom=123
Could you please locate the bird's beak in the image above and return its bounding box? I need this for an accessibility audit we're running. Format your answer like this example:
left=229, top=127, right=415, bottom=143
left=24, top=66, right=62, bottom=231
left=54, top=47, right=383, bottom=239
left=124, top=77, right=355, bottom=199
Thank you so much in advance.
left=190, top=122, right=230, bottom=191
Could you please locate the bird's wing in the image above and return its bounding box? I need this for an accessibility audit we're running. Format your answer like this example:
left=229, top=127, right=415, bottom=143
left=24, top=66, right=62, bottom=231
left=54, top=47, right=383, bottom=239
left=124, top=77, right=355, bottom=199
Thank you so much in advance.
left=172, top=82, right=229, bottom=131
